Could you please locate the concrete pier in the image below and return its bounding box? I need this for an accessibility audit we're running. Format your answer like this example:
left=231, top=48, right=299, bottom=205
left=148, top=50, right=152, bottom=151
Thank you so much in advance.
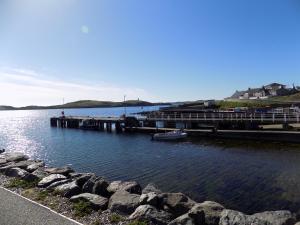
left=50, top=113, right=300, bottom=142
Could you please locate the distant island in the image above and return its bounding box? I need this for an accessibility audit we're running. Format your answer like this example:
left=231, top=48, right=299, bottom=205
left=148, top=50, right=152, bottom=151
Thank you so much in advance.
left=0, top=100, right=170, bottom=111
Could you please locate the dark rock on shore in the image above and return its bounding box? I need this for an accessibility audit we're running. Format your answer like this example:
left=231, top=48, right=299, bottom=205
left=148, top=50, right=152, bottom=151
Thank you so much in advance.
left=140, top=192, right=161, bottom=208
left=38, top=174, right=67, bottom=188
left=190, top=201, right=224, bottom=225
left=107, top=181, right=142, bottom=194
left=108, top=190, right=140, bottom=215
left=4, top=153, right=29, bottom=162
left=82, top=175, right=103, bottom=193
left=70, top=193, right=109, bottom=210
left=5, top=167, right=38, bottom=181
left=45, top=166, right=74, bottom=176
left=219, top=209, right=296, bottom=225
left=54, top=181, right=81, bottom=198
left=74, top=173, right=94, bottom=188
left=160, top=192, right=196, bottom=217
left=129, top=205, right=173, bottom=225
left=26, top=161, right=45, bottom=172
left=93, top=179, right=110, bottom=197
left=32, top=168, right=49, bottom=179
left=46, top=179, right=71, bottom=190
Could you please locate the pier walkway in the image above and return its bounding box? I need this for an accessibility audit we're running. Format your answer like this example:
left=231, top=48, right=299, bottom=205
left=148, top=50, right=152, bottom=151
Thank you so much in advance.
left=0, top=187, right=81, bottom=225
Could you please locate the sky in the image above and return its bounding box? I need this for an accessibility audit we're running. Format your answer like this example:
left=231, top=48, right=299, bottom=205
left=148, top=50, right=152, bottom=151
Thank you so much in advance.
left=0, top=0, right=300, bottom=106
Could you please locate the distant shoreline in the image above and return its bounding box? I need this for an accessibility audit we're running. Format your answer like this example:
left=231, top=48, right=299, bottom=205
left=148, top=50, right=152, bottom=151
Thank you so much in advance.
left=0, top=100, right=171, bottom=111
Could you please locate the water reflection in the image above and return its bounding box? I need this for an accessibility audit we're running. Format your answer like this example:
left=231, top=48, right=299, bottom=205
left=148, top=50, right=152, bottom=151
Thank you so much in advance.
left=1, top=108, right=300, bottom=215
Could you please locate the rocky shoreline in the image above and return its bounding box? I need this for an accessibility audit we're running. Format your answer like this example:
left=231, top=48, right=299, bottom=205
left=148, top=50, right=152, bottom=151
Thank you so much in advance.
left=0, top=152, right=299, bottom=225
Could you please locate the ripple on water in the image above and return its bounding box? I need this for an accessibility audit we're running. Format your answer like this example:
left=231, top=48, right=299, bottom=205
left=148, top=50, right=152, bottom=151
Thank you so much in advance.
left=1, top=108, right=300, bottom=215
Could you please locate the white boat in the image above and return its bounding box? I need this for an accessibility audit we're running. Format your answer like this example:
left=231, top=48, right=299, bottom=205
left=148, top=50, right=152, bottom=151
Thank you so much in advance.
left=152, top=130, right=188, bottom=141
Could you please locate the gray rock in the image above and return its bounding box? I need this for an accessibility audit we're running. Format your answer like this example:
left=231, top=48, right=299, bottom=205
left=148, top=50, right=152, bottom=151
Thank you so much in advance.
left=93, top=179, right=109, bottom=197
left=32, top=168, right=49, bottom=179
left=219, top=210, right=249, bottom=225
left=70, top=193, right=108, bottom=210
left=189, top=201, right=224, bottom=225
left=129, top=205, right=173, bottom=225
left=168, top=213, right=198, bottom=225
left=5, top=153, right=29, bottom=162
left=108, top=190, right=140, bottom=215
left=45, top=166, right=74, bottom=176
left=142, top=183, right=162, bottom=194
left=82, top=175, right=103, bottom=193
left=220, top=209, right=296, bottom=225
left=107, top=181, right=142, bottom=194
left=140, top=192, right=161, bottom=208
left=38, top=174, right=67, bottom=188
left=0, top=162, right=16, bottom=172
left=54, top=181, right=81, bottom=198
left=294, top=222, right=300, bottom=225
left=0, top=160, right=34, bottom=172
left=252, top=211, right=296, bottom=225
left=26, top=161, right=45, bottom=172
left=160, top=193, right=196, bottom=217
left=46, top=179, right=71, bottom=190
left=75, top=173, right=95, bottom=188
left=0, top=158, right=7, bottom=165
left=219, top=209, right=267, bottom=225
left=5, top=167, right=38, bottom=182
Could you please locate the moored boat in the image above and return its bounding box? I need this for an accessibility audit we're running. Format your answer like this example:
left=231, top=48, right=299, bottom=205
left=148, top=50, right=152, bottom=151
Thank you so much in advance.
left=152, top=130, right=188, bottom=141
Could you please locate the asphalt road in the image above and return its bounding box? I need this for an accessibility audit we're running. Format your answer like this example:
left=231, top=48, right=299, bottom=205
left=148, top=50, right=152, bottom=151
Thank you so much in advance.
left=0, top=187, right=81, bottom=225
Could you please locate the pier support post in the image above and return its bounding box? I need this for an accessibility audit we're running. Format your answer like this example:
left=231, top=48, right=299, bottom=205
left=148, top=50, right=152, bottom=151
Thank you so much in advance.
left=106, top=122, right=112, bottom=132
left=50, top=118, right=58, bottom=127
left=115, top=122, right=123, bottom=133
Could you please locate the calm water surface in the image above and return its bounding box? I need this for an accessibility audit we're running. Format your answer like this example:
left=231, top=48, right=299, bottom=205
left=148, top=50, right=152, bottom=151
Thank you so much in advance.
left=1, top=107, right=300, bottom=215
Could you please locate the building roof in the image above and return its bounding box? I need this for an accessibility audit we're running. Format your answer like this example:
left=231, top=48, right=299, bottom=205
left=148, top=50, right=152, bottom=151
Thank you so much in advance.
left=265, top=83, right=285, bottom=88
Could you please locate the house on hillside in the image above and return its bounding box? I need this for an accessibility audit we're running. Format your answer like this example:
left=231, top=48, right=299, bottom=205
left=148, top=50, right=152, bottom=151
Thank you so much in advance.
left=227, top=83, right=299, bottom=100
left=264, top=83, right=287, bottom=96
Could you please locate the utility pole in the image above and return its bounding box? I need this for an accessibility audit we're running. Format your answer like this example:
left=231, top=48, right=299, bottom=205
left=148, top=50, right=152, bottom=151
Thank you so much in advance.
left=124, top=95, right=127, bottom=116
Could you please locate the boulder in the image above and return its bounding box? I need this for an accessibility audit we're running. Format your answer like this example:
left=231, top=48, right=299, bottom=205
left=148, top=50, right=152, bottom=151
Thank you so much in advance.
left=74, top=173, right=94, bottom=187
left=107, top=181, right=142, bottom=194
left=220, top=209, right=296, bottom=225
left=54, top=181, right=81, bottom=198
left=189, top=201, right=224, bottom=225
left=168, top=213, right=198, bottom=225
left=82, top=175, right=103, bottom=193
left=219, top=209, right=267, bottom=225
left=32, top=168, right=49, bottom=179
left=142, top=183, right=162, bottom=194
left=5, top=153, right=29, bottom=162
left=252, top=211, right=296, bottom=225
left=108, top=190, right=140, bottom=215
left=0, top=162, right=16, bottom=172
left=70, top=193, right=108, bottom=210
left=93, top=179, right=109, bottom=197
left=5, top=167, right=38, bottom=182
left=0, top=158, right=7, bottom=165
left=45, top=166, right=74, bottom=176
left=129, top=205, right=173, bottom=225
left=38, top=174, right=67, bottom=188
left=26, top=161, right=45, bottom=172
left=160, top=193, right=196, bottom=217
left=46, top=179, right=71, bottom=190
left=219, top=210, right=249, bottom=225
left=140, top=192, right=161, bottom=208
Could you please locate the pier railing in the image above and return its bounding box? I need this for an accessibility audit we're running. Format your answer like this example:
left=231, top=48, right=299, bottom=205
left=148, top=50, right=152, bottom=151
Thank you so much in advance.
left=144, top=112, right=300, bottom=123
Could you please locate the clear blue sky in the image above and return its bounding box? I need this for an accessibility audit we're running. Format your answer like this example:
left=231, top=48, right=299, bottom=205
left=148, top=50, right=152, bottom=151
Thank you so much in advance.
left=0, top=0, right=300, bottom=106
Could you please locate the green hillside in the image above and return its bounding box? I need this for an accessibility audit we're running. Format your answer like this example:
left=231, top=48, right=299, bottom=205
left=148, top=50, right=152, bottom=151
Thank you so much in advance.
left=0, top=100, right=166, bottom=111
left=271, top=92, right=300, bottom=102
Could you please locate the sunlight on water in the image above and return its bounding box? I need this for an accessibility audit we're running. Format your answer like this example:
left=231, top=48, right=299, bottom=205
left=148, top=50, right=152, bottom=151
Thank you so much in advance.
left=1, top=107, right=300, bottom=215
